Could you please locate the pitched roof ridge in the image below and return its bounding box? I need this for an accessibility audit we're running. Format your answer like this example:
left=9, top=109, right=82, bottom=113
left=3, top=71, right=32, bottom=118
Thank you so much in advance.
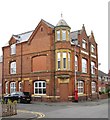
left=15, top=30, right=34, bottom=36
left=41, top=19, right=54, bottom=28
left=71, top=30, right=81, bottom=33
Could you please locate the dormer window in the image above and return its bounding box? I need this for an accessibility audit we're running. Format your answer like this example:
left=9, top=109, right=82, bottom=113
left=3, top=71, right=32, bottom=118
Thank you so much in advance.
left=82, top=39, right=86, bottom=49
left=91, top=44, right=95, bottom=53
left=11, top=44, right=16, bottom=55
left=62, top=30, right=66, bottom=41
left=57, top=30, right=60, bottom=41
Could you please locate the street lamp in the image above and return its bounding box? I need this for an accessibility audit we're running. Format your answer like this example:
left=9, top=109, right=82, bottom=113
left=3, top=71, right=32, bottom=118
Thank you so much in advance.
left=71, top=38, right=78, bottom=102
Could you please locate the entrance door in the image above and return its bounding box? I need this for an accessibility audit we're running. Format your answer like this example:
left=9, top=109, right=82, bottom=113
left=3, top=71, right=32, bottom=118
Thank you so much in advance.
left=60, top=83, right=68, bottom=101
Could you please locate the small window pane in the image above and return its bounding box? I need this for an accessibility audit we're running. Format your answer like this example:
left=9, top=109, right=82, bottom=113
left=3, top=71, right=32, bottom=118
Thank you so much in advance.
left=39, top=89, right=42, bottom=94
left=43, top=82, right=46, bottom=87
left=39, top=83, right=41, bottom=87
left=62, top=30, right=66, bottom=40
left=57, top=31, right=60, bottom=41
left=43, top=89, right=46, bottom=94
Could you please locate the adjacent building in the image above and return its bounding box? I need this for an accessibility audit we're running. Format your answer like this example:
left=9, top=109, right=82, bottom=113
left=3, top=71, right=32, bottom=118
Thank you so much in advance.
left=98, top=70, right=109, bottom=93
left=2, top=18, right=98, bottom=101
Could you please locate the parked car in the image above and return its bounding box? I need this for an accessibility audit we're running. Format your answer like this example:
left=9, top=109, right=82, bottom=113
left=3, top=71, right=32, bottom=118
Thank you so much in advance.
left=4, top=91, right=31, bottom=103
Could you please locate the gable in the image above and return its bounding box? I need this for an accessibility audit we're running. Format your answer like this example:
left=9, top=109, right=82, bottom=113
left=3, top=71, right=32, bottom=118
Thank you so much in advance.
left=9, top=36, right=17, bottom=45
left=28, top=19, right=54, bottom=44
left=89, top=31, right=97, bottom=45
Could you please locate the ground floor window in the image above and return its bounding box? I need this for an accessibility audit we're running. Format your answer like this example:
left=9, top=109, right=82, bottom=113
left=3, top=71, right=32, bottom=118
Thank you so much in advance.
left=10, top=82, right=16, bottom=93
left=91, top=81, right=96, bottom=93
left=5, top=82, right=8, bottom=94
left=78, top=81, right=84, bottom=94
left=19, top=82, right=22, bottom=92
left=34, top=81, right=46, bottom=95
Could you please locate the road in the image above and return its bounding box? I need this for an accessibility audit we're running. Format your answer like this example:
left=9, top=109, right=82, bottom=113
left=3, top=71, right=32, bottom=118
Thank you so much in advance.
left=17, top=99, right=109, bottom=118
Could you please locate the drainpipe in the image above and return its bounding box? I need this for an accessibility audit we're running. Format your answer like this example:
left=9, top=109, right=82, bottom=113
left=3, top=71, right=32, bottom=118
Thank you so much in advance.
left=89, top=41, right=92, bottom=100
left=21, top=42, right=23, bottom=92
left=2, top=51, right=4, bottom=99
left=53, top=28, right=56, bottom=101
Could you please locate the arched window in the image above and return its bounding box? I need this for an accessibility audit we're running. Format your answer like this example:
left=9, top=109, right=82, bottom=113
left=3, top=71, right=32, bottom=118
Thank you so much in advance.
left=91, top=81, right=96, bottom=93
left=5, top=82, right=8, bottom=94
left=34, top=81, right=46, bottom=95
left=19, top=82, right=22, bottom=92
left=10, top=61, right=16, bottom=74
left=82, top=58, right=87, bottom=73
left=10, top=82, right=16, bottom=93
left=78, top=81, right=84, bottom=94
left=75, top=56, right=78, bottom=71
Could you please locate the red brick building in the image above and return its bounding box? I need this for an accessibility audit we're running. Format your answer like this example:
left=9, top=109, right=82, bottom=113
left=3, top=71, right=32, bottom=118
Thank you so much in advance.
left=0, top=56, right=2, bottom=98
left=2, top=19, right=98, bottom=101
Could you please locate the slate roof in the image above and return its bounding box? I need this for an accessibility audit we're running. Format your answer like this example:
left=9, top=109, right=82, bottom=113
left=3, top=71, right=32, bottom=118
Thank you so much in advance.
left=98, top=70, right=108, bottom=77
left=56, top=19, right=69, bottom=27
left=13, top=30, right=33, bottom=43
left=70, top=30, right=81, bottom=40
left=12, top=19, right=54, bottom=44
left=5, top=19, right=84, bottom=46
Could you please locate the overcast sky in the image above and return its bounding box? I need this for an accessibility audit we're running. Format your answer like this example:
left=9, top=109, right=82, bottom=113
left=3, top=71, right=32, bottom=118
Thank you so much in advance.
left=0, top=0, right=108, bottom=73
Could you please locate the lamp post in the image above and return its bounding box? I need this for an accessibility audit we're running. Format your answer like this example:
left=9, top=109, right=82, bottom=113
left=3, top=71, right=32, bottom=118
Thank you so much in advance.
left=71, top=38, right=78, bottom=102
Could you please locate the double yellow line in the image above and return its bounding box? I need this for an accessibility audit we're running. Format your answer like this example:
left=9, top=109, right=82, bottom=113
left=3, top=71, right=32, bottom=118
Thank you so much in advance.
left=18, top=110, right=45, bottom=118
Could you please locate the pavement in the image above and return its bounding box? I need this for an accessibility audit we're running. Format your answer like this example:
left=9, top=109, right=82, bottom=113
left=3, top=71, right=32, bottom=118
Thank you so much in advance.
left=1, top=110, right=38, bottom=120
left=1, top=98, right=109, bottom=119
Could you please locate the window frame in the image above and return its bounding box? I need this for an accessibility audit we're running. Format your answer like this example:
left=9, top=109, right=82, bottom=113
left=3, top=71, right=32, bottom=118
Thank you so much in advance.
left=78, top=81, right=84, bottom=94
left=10, top=44, right=16, bottom=55
left=5, top=82, right=8, bottom=94
left=57, top=30, right=60, bottom=41
left=34, top=81, right=46, bottom=95
left=91, top=44, right=95, bottom=53
left=19, top=82, right=22, bottom=92
left=63, top=52, right=67, bottom=69
left=82, top=58, right=87, bottom=73
left=68, top=52, right=70, bottom=70
left=91, top=81, right=96, bottom=93
left=10, top=82, right=16, bottom=93
left=62, top=30, right=66, bottom=41
left=91, top=61, right=95, bottom=74
left=82, top=39, right=87, bottom=49
left=57, top=52, right=61, bottom=70
left=10, top=61, right=16, bottom=74
left=75, top=56, right=78, bottom=71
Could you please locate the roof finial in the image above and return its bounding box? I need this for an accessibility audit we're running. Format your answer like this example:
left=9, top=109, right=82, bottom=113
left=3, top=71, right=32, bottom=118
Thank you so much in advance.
left=61, top=12, right=63, bottom=19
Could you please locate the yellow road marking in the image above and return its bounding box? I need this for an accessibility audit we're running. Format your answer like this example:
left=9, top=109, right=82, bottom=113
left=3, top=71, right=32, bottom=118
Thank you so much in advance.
left=18, top=110, right=45, bottom=118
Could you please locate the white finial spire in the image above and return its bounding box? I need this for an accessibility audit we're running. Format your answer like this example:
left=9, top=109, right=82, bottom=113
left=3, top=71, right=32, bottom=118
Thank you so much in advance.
left=61, top=12, right=63, bottom=19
